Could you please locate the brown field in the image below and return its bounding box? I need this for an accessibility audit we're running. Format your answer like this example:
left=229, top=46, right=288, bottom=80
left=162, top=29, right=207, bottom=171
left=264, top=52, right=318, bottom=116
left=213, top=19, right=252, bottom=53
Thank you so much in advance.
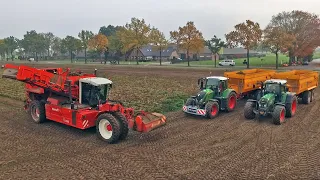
left=1, top=63, right=320, bottom=179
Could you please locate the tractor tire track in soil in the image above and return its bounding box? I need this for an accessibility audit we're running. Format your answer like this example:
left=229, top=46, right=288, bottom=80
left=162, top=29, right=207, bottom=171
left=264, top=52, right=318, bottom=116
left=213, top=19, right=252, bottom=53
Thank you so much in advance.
left=1, top=64, right=320, bottom=179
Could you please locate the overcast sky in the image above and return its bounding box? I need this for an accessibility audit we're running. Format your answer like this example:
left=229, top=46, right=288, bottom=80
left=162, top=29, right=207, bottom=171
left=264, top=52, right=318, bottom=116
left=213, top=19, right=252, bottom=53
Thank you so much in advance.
left=0, top=0, right=319, bottom=40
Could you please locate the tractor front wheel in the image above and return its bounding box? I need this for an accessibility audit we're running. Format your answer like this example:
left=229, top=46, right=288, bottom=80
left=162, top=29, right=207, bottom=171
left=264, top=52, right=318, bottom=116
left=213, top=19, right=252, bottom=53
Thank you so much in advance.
left=226, top=92, right=237, bottom=112
left=28, top=100, right=46, bottom=123
left=96, top=113, right=121, bottom=144
left=272, top=105, right=286, bottom=125
left=285, top=96, right=298, bottom=117
left=244, top=101, right=255, bottom=119
left=205, top=101, right=220, bottom=119
left=113, top=112, right=129, bottom=141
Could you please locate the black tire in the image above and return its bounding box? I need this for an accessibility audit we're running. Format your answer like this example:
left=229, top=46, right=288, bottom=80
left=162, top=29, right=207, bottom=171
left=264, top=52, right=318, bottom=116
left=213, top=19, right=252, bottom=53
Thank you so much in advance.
left=310, top=90, right=314, bottom=102
left=302, top=91, right=311, bottom=104
left=272, top=105, right=286, bottom=125
left=285, top=95, right=298, bottom=117
left=226, top=92, right=237, bottom=112
left=205, top=101, right=219, bottom=119
left=28, top=100, right=46, bottom=123
left=244, top=101, right=255, bottom=119
left=96, top=113, right=121, bottom=144
left=185, top=98, right=195, bottom=106
left=113, top=112, right=129, bottom=141
left=254, top=89, right=262, bottom=100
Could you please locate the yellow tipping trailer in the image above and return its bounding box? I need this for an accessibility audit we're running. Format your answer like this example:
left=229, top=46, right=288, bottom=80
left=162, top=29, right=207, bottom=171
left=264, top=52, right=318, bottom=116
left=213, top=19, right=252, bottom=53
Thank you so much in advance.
left=224, top=69, right=276, bottom=98
left=272, top=70, right=319, bottom=104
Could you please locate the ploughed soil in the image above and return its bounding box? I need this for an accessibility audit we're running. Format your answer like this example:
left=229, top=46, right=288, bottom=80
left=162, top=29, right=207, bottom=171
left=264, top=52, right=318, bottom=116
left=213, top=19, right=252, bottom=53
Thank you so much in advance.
left=1, top=64, right=320, bottom=179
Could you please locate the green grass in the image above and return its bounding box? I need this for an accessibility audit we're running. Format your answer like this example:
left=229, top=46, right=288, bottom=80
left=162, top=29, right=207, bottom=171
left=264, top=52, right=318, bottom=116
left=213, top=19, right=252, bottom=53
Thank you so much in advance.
left=181, top=53, right=289, bottom=67
left=313, top=52, right=320, bottom=59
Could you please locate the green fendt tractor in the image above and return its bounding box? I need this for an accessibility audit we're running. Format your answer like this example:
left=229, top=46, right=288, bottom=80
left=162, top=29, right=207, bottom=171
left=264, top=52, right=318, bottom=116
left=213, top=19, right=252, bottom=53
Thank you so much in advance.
left=244, top=79, right=298, bottom=125
left=183, top=76, right=237, bottom=119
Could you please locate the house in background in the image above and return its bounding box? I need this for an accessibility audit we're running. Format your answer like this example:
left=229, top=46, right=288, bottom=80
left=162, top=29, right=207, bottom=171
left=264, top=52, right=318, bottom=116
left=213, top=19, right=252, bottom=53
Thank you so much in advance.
left=217, top=47, right=263, bottom=60
left=127, top=45, right=179, bottom=61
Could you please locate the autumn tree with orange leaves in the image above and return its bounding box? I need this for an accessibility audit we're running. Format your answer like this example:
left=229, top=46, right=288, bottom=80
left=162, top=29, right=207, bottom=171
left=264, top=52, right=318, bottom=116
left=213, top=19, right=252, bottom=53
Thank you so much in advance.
left=170, top=21, right=204, bottom=67
left=269, top=10, right=320, bottom=64
left=88, top=34, right=108, bottom=63
left=225, top=20, right=262, bottom=69
left=263, top=26, right=295, bottom=69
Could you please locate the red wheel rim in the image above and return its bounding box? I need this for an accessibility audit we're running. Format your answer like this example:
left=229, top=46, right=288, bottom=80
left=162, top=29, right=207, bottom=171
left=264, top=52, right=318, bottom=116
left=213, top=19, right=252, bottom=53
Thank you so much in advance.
left=106, top=124, right=112, bottom=131
left=280, top=108, right=285, bottom=123
left=292, top=99, right=297, bottom=115
left=228, top=96, right=236, bottom=109
left=211, top=105, right=218, bottom=116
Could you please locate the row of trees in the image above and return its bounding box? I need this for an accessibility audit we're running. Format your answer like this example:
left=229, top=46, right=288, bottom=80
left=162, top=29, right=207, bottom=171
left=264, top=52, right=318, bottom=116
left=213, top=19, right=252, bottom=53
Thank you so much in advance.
left=1, top=10, right=320, bottom=68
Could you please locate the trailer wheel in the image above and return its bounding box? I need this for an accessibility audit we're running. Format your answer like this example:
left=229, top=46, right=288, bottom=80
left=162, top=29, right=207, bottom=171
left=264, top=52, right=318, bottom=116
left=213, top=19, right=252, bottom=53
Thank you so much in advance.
left=113, top=112, right=129, bottom=141
left=244, top=101, right=255, bottom=119
left=185, top=98, right=195, bottom=106
left=28, top=100, right=46, bottom=123
left=285, top=95, right=297, bottom=117
left=205, top=101, right=219, bottom=119
left=310, top=90, right=314, bottom=102
left=96, top=113, right=121, bottom=144
left=302, top=91, right=311, bottom=104
left=226, top=92, right=237, bottom=112
left=272, top=105, right=286, bottom=125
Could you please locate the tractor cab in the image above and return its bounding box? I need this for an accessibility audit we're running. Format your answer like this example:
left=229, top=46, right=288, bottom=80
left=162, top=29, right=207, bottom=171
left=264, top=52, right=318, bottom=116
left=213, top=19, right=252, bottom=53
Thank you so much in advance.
left=198, top=76, right=228, bottom=93
left=262, top=79, right=288, bottom=101
left=79, top=77, right=113, bottom=107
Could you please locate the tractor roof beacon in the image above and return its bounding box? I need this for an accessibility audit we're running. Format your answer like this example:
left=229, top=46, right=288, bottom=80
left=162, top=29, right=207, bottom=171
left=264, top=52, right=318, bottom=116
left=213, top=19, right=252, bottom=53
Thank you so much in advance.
left=1, top=64, right=167, bottom=144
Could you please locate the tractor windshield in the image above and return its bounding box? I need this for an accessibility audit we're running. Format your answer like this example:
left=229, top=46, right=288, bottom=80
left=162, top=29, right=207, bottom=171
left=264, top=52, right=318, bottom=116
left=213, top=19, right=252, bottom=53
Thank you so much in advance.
left=264, top=83, right=280, bottom=94
left=206, top=78, right=220, bottom=89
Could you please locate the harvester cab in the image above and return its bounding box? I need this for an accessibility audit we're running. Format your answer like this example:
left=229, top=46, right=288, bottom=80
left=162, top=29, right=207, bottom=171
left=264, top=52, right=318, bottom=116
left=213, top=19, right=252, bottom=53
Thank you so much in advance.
left=244, top=79, right=297, bottom=125
left=79, top=77, right=112, bottom=107
left=183, top=76, right=237, bottom=119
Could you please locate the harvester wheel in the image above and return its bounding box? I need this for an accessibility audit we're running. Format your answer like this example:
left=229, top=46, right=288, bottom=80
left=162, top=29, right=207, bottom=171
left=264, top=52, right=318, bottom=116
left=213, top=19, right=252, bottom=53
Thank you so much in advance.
left=205, top=101, right=219, bottom=119
left=244, top=101, right=255, bottom=119
left=96, top=113, right=121, bottom=144
left=113, top=112, right=129, bottom=141
left=302, top=91, right=311, bottom=104
left=185, top=98, right=195, bottom=106
left=272, top=105, right=286, bottom=125
left=285, top=95, right=298, bottom=117
left=226, top=92, right=237, bottom=112
left=28, top=100, right=46, bottom=123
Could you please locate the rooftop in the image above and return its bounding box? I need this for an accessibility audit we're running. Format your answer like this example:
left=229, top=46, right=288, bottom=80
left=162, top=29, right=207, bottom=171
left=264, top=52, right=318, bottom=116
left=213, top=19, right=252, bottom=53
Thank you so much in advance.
left=80, top=77, right=113, bottom=86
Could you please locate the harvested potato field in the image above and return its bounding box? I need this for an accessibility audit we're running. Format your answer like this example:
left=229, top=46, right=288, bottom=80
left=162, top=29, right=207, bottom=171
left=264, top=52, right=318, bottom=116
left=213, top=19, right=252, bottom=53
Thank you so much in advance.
left=1, top=63, right=320, bottom=179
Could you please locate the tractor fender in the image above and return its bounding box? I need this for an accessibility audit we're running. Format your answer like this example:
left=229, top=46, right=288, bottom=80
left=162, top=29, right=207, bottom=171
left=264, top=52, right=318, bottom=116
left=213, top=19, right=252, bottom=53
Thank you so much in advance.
left=274, top=102, right=285, bottom=107
left=247, top=99, right=257, bottom=103
left=285, top=94, right=296, bottom=104
left=208, top=99, right=219, bottom=103
left=222, top=89, right=236, bottom=98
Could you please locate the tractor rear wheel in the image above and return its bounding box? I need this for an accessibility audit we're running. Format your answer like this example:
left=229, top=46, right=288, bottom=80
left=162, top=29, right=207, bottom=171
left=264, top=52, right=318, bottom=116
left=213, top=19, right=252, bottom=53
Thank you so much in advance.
left=285, top=95, right=298, bottom=117
left=272, top=105, right=286, bottom=125
left=185, top=98, right=195, bottom=106
left=226, top=92, right=237, bottom=112
left=302, top=91, right=311, bottom=104
left=205, top=101, right=219, bottom=119
left=28, top=100, right=46, bottom=123
left=96, top=113, right=121, bottom=144
left=244, top=101, right=255, bottom=119
left=113, top=112, right=129, bottom=141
